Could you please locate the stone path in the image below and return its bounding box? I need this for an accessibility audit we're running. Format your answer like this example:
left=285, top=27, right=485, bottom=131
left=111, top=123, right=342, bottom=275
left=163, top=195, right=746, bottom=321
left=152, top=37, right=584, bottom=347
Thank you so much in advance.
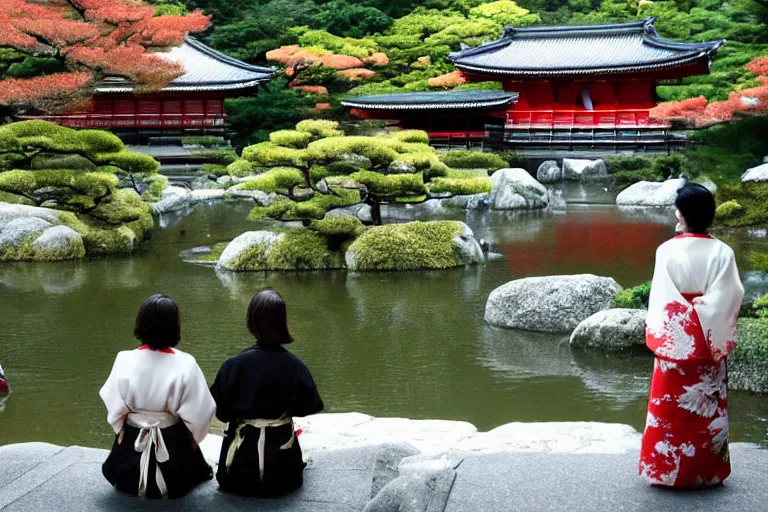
left=2, top=417, right=767, bottom=511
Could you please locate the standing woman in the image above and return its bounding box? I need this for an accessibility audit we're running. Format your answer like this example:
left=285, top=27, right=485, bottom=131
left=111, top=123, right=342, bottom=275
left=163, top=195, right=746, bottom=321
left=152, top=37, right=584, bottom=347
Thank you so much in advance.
left=210, top=290, right=324, bottom=497
left=100, top=294, right=216, bottom=499
left=639, top=183, right=744, bottom=488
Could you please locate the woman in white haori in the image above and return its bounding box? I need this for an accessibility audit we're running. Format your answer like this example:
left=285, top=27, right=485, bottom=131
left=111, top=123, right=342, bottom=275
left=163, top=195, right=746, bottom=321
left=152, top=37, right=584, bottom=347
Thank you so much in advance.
left=100, top=294, right=216, bottom=499
left=639, top=183, right=744, bottom=488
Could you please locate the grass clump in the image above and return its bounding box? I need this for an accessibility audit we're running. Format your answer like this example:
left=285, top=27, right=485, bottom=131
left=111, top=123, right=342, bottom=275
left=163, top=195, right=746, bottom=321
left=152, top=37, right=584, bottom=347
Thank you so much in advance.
left=346, top=221, right=464, bottom=271
left=613, top=281, right=651, bottom=309
left=729, top=318, right=768, bottom=394
left=439, top=151, right=507, bottom=170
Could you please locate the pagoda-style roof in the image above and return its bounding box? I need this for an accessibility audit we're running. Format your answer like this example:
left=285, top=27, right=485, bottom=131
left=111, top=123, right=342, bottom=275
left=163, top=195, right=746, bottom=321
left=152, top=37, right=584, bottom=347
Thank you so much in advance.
left=342, top=90, right=518, bottom=111
left=96, top=37, right=275, bottom=94
left=449, top=18, right=724, bottom=77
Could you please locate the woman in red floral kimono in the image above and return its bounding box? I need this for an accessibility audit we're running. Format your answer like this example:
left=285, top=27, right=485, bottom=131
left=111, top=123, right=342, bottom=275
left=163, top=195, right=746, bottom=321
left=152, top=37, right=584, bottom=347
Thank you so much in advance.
left=639, top=183, right=744, bottom=488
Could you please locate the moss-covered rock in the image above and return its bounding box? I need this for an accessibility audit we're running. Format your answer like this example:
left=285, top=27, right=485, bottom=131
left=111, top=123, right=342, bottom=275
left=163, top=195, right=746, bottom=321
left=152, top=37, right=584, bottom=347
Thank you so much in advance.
left=30, top=153, right=96, bottom=171
left=439, top=151, right=507, bottom=170
left=242, top=142, right=311, bottom=168
left=309, top=217, right=366, bottom=240
left=730, top=318, right=768, bottom=394
left=714, top=183, right=768, bottom=227
left=225, top=159, right=255, bottom=178
left=270, top=130, right=314, bottom=149
left=141, top=175, right=170, bottom=203
left=236, top=168, right=306, bottom=193
left=427, top=176, right=492, bottom=196
left=295, top=119, right=343, bottom=139
left=0, top=170, right=118, bottom=198
left=345, top=220, right=482, bottom=271
left=0, top=204, right=87, bottom=261
left=92, top=151, right=159, bottom=174
left=0, top=191, right=34, bottom=205
left=217, top=229, right=344, bottom=272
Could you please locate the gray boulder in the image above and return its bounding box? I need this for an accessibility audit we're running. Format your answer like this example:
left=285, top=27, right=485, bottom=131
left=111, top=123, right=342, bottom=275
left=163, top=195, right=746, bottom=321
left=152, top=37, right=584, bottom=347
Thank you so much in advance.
left=563, top=159, right=607, bottom=181
left=570, top=309, right=647, bottom=350
left=442, top=193, right=491, bottom=210
left=742, top=163, right=768, bottom=183
left=217, top=231, right=284, bottom=272
left=537, top=161, right=562, bottom=183
left=363, top=468, right=456, bottom=512
left=326, top=203, right=374, bottom=224
left=228, top=189, right=279, bottom=206
left=0, top=217, right=51, bottom=248
left=485, top=274, right=622, bottom=332
left=616, top=178, right=686, bottom=207
left=453, top=222, right=485, bottom=265
left=0, top=203, right=61, bottom=229
left=489, top=168, right=548, bottom=210
left=189, top=189, right=226, bottom=203
left=31, top=226, right=85, bottom=261
left=151, top=186, right=190, bottom=214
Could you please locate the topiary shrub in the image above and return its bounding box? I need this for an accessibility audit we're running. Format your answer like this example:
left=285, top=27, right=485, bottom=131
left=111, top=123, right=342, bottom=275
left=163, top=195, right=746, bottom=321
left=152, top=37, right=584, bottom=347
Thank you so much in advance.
left=715, top=200, right=744, bottom=221
left=295, top=119, right=344, bottom=139
left=30, top=153, right=96, bottom=171
left=242, top=142, right=311, bottom=168
left=270, top=130, right=314, bottom=149
left=427, top=176, right=492, bottom=195
left=346, top=221, right=464, bottom=271
left=0, top=170, right=118, bottom=197
left=236, top=167, right=306, bottom=192
left=225, top=159, right=255, bottom=178
left=248, top=189, right=361, bottom=221
left=93, top=151, right=159, bottom=174
left=390, top=130, right=429, bottom=144
left=613, top=281, right=651, bottom=309
left=390, top=151, right=441, bottom=173
left=310, top=217, right=366, bottom=240
left=307, top=136, right=400, bottom=167
left=652, top=154, right=688, bottom=180
left=439, top=150, right=507, bottom=169
left=604, top=156, right=653, bottom=173
left=350, top=170, right=426, bottom=196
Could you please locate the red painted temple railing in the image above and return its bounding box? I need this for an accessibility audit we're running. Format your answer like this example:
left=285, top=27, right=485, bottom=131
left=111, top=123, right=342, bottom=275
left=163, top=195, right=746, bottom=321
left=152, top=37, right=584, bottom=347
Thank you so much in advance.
left=18, top=114, right=227, bottom=130
left=506, top=109, right=666, bottom=129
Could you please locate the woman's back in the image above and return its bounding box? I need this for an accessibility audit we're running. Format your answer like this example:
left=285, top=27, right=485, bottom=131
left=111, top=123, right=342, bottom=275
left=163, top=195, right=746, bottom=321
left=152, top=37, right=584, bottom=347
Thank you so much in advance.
left=657, top=236, right=734, bottom=295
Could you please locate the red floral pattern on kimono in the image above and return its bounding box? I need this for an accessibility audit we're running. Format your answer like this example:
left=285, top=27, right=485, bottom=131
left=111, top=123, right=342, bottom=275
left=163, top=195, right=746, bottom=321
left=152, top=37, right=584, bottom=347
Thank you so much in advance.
left=639, top=234, right=743, bottom=488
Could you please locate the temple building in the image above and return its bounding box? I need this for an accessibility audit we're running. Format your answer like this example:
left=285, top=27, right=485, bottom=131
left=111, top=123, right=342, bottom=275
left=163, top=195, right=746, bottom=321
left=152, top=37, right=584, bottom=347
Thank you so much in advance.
left=30, top=37, right=274, bottom=139
left=343, top=18, right=723, bottom=152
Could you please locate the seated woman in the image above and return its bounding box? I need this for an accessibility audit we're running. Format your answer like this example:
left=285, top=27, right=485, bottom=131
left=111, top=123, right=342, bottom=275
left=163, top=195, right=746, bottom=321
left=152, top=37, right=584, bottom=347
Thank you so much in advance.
left=99, top=294, right=216, bottom=499
left=210, top=290, right=324, bottom=497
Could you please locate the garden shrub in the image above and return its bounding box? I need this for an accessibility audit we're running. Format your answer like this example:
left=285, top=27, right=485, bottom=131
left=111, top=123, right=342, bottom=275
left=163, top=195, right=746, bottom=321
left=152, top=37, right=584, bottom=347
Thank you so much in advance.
left=390, top=151, right=440, bottom=172
left=270, top=130, right=314, bottom=149
left=499, top=150, right=526, bottom=168
left=613, top=169, right=663, bottom=188
left=729, top=318, right=768, bottom=393
left=715, top=200, right=744, bottom=221
left=307, top=136, right=400, bottom=167
left=248, top=189, right=361, bottom=221
left=89, top=189, right=154, bottom=226
left=652, top=154, right=687, bottom=180
left=390, top=130, right=429, bottom=144
left=714, top=183, right=768, bottom=227
left=427, top=177, right=492, bottom=195
left=296, top=119, right=344, bottom=139
left=604, top=156, right=653, bottom=173
left=350, top=170, right=426, bottom=196
left=242, top=142, right=311, bottom=168
left=200, top=149, right=238, bottom=165
left=225, top=159, right=255, bottom=178
left=93, top=151, right=159, bottom=174
left=236, top=167, right=306, bottom=192
left=439, top=150, right=507, bottom=169
left=613, top=281, right=651, bottom=309
left=0, top=170, right=118, bottom=197
left=201, top=164, right=229, bottom=176
left=346, top=221, right=464, bottom=271
left=29, top=154, right=96, bottom=171
left=182, top=137, right=223, bottom=148
left=310, top=165, right=330, bottom=182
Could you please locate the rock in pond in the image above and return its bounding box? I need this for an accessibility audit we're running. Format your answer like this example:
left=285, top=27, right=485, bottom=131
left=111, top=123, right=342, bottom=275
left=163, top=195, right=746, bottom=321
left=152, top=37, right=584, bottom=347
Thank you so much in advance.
left=562, top=159, right=607, bottom=181
left=346, top=221, right=484, bottom=272
left=150, top=186, right=189, bottom=214
left=325, top=203, right=374, bottom=224
left=570, top=309, right=647, bottom=350
left=489, top=168, right=548, bottom=210
left=616, top=178, right=686, bottom=207
left=537, top=160, right=562, bottom=184
left=742, top=163, right=768, bottom=183
left=217, top=231, right=284, bottom=271
left=0, top=204, right=85, bottom=261
left=227, top=189, right=279, bottom=206
left=31, top=226, right=85, bottom=261
left=485, top=274, right=622, bottom=332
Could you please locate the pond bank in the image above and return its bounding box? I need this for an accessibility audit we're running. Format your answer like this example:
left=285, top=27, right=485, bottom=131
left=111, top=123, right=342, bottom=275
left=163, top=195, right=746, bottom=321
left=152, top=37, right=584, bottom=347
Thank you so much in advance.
left=2, top=415, right=766, bottom=512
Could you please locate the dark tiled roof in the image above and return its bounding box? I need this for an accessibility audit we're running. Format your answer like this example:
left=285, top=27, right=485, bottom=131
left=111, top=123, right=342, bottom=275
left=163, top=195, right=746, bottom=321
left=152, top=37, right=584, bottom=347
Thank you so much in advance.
left=97, top=37, right=275, bottom=93
left=449, top=18, right=724, bottom=77
left=341, top=90, right=518, bottom=110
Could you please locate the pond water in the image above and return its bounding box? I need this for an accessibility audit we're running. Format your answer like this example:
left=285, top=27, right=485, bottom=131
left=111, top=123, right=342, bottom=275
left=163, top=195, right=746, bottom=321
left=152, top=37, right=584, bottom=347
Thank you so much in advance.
left=1, top=195, right=767, bottom=449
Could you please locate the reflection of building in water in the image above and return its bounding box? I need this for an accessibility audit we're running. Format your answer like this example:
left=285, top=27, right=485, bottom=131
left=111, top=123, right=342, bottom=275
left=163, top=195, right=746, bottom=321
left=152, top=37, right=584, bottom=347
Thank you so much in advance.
left=0, top=363, right=9, bottom=412
left=500, top=214, right=670, bottom=274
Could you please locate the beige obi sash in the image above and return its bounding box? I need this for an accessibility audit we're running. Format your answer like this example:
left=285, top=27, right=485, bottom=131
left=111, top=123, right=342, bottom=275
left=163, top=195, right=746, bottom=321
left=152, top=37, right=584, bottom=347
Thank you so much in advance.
left=225, top=418, right=295, bottom=482
left=126, top=411, right=179, bottom=498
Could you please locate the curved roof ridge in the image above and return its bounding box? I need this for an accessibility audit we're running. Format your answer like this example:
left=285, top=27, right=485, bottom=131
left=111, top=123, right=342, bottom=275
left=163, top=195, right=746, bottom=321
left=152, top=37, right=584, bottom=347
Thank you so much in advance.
left=502, top=17, right=654, bottom=38
left=183, top=37, right=275, bottom=75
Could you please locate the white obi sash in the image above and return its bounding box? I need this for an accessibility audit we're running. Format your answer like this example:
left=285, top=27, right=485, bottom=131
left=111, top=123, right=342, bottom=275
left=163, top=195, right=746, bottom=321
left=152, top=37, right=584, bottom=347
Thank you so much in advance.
left=225, top=418, right=295, bottom=482
left=126, top=411, right=179, bottom=498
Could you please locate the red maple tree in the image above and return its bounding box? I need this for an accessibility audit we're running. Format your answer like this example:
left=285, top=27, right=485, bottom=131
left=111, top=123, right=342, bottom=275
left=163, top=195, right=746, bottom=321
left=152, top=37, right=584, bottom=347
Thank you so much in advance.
left=650, top=57, right=768, bottom=128
left=0, top=0, right=210, bottom=114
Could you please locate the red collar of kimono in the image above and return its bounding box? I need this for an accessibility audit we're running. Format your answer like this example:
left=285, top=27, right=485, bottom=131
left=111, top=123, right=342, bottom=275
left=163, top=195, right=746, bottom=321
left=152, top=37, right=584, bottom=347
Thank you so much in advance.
left=674, top=233, right=712, bottom=240
left=137, top=344, right=175, bottom=354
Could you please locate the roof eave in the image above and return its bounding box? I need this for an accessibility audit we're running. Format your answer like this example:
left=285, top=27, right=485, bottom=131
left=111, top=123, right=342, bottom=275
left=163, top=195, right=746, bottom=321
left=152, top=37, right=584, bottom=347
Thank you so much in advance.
left=96, top=78, right=270, bottom=94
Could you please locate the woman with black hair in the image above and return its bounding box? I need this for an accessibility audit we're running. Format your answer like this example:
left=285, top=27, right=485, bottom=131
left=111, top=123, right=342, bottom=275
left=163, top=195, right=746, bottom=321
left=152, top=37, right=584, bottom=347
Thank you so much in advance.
left=210, top=289, right=324, bottom=497
left=100, top=294, right=216, bottom=499
left=639, top=183, right=744, bottom=488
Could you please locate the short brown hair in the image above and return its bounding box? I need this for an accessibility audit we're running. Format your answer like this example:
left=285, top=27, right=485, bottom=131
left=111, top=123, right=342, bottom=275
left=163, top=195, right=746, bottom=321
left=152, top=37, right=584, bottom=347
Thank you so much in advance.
left=246, top=290, right=294, bottom=346
left=134, top=294, right=181, bottom=350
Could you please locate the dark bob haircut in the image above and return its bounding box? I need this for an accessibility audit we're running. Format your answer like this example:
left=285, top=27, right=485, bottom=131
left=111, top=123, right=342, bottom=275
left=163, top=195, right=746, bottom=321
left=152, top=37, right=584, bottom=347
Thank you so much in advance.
left=676, top=182, right=716, bottom=234
left=134, top=294, right=181, bottom=350
left=247, top=290, right=294, bottom=346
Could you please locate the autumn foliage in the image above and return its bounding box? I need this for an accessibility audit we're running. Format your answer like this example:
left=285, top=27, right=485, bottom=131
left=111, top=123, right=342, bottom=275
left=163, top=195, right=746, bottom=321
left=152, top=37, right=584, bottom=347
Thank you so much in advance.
left=651, top=57, right=768, bottom=128
left=0, top=0, right=210, bottom=114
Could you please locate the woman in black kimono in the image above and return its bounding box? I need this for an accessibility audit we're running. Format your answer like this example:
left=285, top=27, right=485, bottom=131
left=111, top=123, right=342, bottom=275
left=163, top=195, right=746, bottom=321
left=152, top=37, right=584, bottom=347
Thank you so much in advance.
left=210, top=290, right=324, bottom=497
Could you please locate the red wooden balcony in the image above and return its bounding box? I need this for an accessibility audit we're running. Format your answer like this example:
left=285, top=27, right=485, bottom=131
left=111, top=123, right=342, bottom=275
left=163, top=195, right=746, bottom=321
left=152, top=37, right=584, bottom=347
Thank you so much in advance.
left=506, top=109, right=667, bottom=129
